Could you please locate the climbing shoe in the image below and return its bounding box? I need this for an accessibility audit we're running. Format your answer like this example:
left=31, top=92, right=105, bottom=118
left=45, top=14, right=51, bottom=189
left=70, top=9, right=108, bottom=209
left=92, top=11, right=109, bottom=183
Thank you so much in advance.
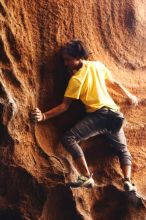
left=67, top=174, right=95, bottom=188
left=123, top=178, right=137, bottom=192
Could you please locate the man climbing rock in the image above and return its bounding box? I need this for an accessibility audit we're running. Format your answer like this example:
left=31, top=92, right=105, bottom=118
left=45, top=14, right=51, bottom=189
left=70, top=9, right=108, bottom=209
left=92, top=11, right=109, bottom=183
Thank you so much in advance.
left=32, top=39, right=138, bottom=190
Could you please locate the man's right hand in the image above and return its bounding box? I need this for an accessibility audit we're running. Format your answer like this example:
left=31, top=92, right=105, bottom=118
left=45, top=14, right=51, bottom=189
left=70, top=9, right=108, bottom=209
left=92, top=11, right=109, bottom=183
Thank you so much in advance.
left=127, top=95, right=138, bottom=106
left=31, top=108, right=45, bottom=122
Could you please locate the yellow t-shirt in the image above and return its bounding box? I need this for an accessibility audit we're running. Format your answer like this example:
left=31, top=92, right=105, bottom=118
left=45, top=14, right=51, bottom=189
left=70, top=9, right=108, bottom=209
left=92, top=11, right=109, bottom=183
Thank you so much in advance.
left=64, top=61, right=118, bottom=112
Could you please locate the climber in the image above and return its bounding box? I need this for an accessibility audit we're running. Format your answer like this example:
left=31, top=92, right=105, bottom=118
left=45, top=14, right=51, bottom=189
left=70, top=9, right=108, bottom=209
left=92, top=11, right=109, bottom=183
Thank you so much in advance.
left=31, top=39, right=138, bottom=190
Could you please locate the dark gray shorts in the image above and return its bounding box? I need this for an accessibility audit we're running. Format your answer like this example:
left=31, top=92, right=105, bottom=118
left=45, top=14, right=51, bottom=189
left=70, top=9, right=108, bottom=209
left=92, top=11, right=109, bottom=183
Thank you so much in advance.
left=61, top=107, right=132, bottom=166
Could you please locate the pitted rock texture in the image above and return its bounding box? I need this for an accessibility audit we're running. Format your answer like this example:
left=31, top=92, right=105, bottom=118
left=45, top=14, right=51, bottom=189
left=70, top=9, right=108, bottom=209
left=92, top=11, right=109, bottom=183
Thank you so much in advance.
left=94, top=0, right=146, bottom=70
left=0, top=0, right=146, bottom=219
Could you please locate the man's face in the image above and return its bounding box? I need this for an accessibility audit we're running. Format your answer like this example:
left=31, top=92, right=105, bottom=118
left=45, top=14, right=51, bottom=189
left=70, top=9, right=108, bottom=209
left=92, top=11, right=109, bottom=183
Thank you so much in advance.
left=62, top=53, right=81, bottom=70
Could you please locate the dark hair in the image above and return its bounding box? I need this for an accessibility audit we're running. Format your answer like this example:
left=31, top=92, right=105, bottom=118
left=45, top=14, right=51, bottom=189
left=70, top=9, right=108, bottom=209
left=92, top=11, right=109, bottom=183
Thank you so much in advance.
left=60, top=39, right=91, bottom=60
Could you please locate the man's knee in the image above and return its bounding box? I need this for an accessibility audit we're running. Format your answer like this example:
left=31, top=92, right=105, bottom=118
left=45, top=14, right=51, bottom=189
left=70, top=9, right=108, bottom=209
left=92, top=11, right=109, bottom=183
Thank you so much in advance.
left=61, top=131, right=77, bottom=146
left=61, top=131, right=83, bottom=158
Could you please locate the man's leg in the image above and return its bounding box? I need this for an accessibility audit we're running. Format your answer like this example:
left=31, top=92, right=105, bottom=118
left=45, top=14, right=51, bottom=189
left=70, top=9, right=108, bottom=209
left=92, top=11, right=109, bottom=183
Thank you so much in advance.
left=122, top=165, right=131, bottom=180
left=105, top=128, right=136, bottom=191
left=61, top=111, right=108, bottom=185
left=75, top=155, right=90, bottom=177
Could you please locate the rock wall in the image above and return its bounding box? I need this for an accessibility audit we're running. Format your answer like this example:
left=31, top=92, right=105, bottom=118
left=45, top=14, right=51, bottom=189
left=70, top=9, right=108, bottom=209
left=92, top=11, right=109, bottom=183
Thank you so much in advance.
left=0, top=0, right=146, bottom=219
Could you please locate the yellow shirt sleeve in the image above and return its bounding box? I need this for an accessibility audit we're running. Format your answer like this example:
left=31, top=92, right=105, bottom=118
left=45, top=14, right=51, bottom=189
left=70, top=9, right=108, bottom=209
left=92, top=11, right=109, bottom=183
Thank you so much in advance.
left=64, top=77, right=82, bottom=99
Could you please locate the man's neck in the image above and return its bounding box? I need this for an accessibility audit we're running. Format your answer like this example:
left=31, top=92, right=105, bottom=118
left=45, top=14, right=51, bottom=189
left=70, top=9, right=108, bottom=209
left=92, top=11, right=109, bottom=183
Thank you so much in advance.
left=73, top=59, right=87, bottom=72
left=69, top=60, right=88, bottom=77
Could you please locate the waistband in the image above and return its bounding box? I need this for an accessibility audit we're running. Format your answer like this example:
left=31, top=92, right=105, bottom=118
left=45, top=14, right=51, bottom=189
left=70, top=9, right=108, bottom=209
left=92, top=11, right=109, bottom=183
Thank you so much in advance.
left=86, top=106, right=121, bottom=116
left=95, top=106, right=120, bottom=113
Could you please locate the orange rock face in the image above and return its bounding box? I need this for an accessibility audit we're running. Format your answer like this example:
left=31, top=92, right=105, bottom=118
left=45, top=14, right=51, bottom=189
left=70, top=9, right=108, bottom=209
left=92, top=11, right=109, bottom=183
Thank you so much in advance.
left=0, top=0, right=146, bottom=219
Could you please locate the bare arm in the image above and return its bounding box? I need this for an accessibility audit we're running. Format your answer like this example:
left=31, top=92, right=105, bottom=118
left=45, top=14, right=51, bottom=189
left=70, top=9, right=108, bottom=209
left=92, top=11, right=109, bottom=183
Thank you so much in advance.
left=32, top=97, right=73, bottom=122
left=105, top=74, right=138, bottom=105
